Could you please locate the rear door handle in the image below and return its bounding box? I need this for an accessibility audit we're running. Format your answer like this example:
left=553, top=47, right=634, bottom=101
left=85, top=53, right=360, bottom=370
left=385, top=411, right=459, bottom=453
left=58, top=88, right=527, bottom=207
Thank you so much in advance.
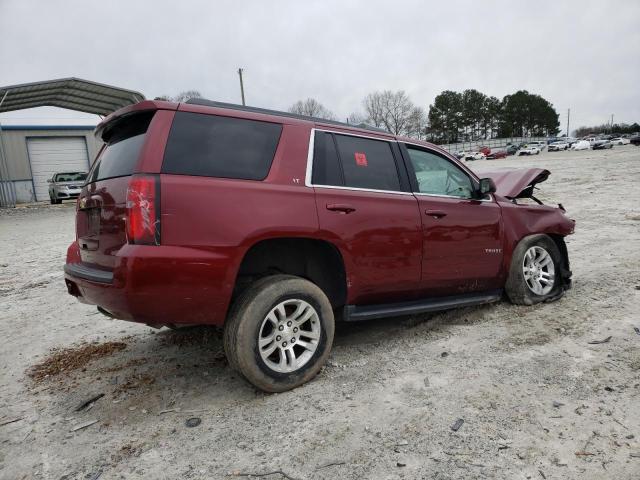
left=326, top=203, right=356, bottom=214
left=425, top=209, right=447, bottom=218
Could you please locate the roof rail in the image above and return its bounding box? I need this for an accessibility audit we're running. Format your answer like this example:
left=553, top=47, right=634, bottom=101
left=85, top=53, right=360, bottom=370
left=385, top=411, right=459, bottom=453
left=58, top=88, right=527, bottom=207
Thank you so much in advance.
left=185, top=98, right=390, bottom=134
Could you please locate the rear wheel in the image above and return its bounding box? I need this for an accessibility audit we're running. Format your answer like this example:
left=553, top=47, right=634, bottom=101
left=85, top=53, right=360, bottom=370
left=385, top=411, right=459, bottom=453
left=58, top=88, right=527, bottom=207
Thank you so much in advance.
left=506, top=234, right=563, bottom=305
left=223, top=275, right=335, bottom=392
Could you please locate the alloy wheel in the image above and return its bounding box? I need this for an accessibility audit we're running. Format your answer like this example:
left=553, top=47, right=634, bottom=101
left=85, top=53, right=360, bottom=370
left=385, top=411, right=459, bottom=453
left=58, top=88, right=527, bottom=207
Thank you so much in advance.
left=522, top=246, right=555, bottom=295
left=258, top=299, right=321, bottom=373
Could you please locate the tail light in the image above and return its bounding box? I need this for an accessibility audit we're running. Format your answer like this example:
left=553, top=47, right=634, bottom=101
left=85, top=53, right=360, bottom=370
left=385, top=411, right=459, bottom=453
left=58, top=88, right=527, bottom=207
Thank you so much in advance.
left=126, top=175, right=160, bottom=245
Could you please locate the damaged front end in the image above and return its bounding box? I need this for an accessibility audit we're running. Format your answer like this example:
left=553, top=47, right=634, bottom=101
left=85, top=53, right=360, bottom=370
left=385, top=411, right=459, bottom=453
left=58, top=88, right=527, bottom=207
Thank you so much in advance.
left=483, top=168, right=575, bottom=297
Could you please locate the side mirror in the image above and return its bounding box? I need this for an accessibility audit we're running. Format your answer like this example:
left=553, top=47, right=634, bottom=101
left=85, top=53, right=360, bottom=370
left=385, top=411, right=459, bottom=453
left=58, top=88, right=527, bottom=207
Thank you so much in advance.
left=47, top=178, right=53, bottom=183
left=479, top=177, right=496, bottom=195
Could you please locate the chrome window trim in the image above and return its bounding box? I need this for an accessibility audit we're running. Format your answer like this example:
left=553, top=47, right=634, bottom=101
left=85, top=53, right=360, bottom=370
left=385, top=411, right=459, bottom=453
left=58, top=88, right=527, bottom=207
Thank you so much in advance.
left=413, top=192, right=495, bottom=202
left=313, top=184, right=413, bottom=196
left=305, top=128, right=410, bottom=196
left=304, top=128, right=493, bottom=201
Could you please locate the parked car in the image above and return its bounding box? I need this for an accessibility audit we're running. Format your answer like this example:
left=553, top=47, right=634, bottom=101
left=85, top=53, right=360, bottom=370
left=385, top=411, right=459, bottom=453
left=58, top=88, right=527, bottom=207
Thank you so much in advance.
left=517, top=145, right=541, bottom=155
left=505, top=144, right=519, bottom=155
left=530, top=141, right=547, bottom=151
left=64, top=99, right=575, bottom=392
left=571, top=140, right=591, bottom=151
left=592, top=140, right=613, bottom=150
left=630, top=135, right=640, bottom=146
left=47, top=171, right=87, bottom=204
left=486, top=149, right=508, bottom=159
left=548, top=141, right=570, bottom=151
left=462, top=151, right=486, bottom=161
left=479, top=146, right=491, bottom=156
left=611, top=137, right=630, bottom=145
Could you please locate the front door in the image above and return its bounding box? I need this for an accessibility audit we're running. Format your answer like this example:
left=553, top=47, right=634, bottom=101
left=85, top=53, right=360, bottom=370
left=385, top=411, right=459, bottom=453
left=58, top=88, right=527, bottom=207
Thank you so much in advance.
left=400, top=144, right=504, bottom=296
left=310, top=130, right=423, bottom=305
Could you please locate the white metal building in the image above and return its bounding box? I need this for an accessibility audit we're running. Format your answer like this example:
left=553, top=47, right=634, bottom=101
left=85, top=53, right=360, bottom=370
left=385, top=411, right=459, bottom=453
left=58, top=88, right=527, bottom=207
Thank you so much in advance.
left=0, top=125, right=103, bottom=203
left=0, top=78, right=145, bottom=206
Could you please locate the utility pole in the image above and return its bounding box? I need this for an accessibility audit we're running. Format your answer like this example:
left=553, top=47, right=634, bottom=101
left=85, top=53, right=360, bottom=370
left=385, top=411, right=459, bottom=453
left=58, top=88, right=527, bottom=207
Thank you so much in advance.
left=611, top=114, right=614, bottom=133
left=566, top=108, right=570, bottom=138
left=237, top=68, right=246, bottom=106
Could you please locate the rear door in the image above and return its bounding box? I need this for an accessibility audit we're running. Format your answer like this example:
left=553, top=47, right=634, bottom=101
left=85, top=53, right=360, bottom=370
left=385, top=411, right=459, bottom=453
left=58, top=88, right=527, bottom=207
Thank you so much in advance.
left=77, top=111, right=156, bottom=269
left=310, top=130, right=422, bottom=305
left=399, top=143, right=504, bottom=296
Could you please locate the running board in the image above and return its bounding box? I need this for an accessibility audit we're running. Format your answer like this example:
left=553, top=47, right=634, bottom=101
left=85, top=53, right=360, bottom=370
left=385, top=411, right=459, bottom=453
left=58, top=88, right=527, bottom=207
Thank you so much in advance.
left=344, top=290, right=503, bottom=322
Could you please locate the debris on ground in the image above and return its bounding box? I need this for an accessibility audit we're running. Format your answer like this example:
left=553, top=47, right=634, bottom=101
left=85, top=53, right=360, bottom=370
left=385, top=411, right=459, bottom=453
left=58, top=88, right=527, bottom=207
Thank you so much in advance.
left=74, top=393, right=105, bottom=412
left=0, top=417, right=23, bottom=427
left=28, top=341, right=127, bottom=382
left=587, top=336, right=612, bottom=345
left=552, top=400, right=565, bottom=408
left=185, top=417, right=201, bottom=428
left=70, top=419, right=99, bottom=432
left=451, top=418, right=465, bottom=432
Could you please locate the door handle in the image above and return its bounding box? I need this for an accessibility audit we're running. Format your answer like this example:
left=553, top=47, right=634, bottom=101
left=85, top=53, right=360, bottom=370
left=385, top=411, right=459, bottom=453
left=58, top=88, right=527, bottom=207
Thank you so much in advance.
left=425, top=209, right=447, bottom=218
left=326, top=203, right=356, bottom=214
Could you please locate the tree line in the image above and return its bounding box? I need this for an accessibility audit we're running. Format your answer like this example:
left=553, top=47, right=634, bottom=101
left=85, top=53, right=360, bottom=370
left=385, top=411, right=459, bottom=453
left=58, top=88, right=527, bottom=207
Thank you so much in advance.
left=289, top=89, right=560, bottom=144
left=573, top=122, right=640, bottom=138
left=153, top=89, right=561, bottom=145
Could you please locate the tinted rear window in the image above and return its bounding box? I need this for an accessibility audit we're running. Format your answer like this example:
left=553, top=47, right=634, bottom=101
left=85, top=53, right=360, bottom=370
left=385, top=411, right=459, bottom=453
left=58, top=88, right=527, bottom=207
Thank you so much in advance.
left=334, top=134, right=401, bottom=191
left=311, top=131, right=343, bottom=186
left=87, top=111, right=154, bottom=183
left=162, top=112, right=282, bottom=180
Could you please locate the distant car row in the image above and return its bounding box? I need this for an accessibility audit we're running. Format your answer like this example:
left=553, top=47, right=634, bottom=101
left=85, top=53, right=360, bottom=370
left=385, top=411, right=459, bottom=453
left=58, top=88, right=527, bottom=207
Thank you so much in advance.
left=453, top=135, right=639, bottom=161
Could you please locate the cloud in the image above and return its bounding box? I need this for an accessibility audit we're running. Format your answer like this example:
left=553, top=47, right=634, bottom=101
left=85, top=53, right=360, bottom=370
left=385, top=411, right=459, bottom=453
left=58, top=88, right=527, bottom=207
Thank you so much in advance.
left=1, top=0, right=638, bottom=127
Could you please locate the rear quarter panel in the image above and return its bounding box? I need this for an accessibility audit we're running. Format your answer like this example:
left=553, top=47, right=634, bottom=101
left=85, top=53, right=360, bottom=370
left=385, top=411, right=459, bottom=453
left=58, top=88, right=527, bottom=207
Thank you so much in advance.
left=159, top=124, right=318, bottom=323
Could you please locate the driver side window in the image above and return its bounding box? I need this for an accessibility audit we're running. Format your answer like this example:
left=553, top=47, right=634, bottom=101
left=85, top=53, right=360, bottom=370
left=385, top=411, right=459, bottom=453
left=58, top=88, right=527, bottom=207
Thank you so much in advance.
left=406, top=147, right=474, bottom=198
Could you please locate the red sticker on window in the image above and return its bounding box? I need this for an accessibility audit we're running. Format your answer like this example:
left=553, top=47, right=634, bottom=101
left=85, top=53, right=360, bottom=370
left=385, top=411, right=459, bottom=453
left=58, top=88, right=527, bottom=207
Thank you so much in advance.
left=354, top=152, right=368, bottom=166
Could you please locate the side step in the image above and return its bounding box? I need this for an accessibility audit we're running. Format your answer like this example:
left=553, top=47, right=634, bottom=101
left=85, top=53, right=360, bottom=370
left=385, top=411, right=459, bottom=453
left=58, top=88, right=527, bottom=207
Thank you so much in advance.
left=344, top=290, right=503, bottom=322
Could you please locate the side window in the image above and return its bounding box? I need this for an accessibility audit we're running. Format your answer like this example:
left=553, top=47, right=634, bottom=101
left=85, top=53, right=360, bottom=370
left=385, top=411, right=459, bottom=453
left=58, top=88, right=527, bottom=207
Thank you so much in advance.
left=334, top=134, right=401, bottom=191
left=311, top=131, right=343, bottom=186
left=162, top=111, right=282, bottom=180
left=406, top=147, right=474, bottom=198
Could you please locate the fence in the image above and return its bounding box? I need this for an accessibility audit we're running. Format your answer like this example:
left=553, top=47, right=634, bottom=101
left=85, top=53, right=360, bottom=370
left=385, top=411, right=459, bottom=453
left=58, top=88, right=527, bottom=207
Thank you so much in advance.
left=438, top=136, right=548, bottom=153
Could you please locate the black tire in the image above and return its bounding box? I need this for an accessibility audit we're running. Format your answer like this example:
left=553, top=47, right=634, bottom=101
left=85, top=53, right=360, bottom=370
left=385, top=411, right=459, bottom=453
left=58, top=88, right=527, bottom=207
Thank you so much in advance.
left=223, top=274, right=335, bottom=392
left=505, top=234, right=563, bottom=305
left=50, top=196, right=56, bottom=204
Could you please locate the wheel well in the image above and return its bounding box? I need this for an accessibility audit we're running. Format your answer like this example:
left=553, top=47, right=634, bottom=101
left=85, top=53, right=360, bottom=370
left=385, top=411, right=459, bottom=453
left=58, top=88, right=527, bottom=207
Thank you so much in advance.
left=547, top=234, right=569, bottom=268
left=234, top=238, right=347, bottom=308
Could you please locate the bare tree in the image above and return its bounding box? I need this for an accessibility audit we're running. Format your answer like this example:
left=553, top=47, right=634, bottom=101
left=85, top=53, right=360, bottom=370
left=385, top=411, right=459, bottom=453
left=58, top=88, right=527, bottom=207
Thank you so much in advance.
left=288, top=98, right=335, bottom=120
left=363, top=90, right=416, bottom=135
left=406, top=107, right=427, bottom=140
left=346, top=112, right=367, bottom=126
left=154, top=90, right=203, bottom=102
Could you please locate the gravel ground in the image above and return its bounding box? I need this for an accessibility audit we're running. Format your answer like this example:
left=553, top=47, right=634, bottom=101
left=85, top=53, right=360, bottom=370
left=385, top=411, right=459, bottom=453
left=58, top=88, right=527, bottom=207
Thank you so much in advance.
left=1, top=145, right=639, bottom=480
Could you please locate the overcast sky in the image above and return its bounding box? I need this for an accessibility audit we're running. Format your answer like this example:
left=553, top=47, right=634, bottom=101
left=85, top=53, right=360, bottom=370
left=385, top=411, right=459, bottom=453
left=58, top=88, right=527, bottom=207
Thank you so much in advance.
left=1, top=0, right=638, bottom=132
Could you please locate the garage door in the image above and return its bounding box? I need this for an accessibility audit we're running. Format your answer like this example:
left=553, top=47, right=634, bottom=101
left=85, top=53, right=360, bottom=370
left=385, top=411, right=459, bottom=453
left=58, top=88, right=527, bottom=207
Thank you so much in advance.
left=27, top=137, right=89, bottom=202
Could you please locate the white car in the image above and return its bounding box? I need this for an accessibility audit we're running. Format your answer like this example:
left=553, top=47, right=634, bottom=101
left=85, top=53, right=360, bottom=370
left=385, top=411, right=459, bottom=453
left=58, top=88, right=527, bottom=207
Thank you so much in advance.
left=611, top=137, right=630, bottom=145
left=528, top=141, right=546, bottom=151
left=462, top=151, right=486, bottom=161
left=517, top=145, right=541, bottom=156
left=548, top=141, right=570, bottom=151
left=571, top=140, right=591, bottom=151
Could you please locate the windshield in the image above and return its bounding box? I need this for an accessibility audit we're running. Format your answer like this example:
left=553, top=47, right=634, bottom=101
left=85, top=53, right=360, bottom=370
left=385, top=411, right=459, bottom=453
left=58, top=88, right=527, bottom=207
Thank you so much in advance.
left=54, top=172, right=87, bottom=182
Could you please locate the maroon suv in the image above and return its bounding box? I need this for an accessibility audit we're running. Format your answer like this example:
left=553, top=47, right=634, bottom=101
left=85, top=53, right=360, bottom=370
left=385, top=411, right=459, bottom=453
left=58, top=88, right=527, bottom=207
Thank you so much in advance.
left=64, top=99, right=575, bottom=391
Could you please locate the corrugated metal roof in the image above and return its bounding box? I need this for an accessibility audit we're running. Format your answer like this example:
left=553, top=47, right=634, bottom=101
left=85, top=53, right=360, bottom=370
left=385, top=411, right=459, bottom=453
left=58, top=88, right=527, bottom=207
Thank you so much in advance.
left=0, top=78, right=145, bottom=116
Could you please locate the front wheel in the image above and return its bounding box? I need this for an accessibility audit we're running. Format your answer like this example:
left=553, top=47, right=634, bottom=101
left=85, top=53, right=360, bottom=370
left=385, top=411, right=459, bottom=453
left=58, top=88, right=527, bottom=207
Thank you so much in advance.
left=505, top=235, right=563, bottom=305
left=223, top=275, right=335, bottom=392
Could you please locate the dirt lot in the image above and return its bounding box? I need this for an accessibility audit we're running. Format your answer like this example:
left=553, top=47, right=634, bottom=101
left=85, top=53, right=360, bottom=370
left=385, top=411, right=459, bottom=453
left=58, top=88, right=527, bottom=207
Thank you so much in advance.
left=1, top=145, right=639, bottom=480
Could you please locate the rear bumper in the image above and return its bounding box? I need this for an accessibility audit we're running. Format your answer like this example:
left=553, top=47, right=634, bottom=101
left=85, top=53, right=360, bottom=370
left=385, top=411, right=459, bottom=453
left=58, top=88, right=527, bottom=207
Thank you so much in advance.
left=64, top=241, right=239, bottom=326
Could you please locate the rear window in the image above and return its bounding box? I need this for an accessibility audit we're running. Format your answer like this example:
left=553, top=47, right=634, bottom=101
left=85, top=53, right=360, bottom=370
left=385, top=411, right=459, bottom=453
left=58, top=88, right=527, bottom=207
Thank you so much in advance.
left=162, top=112, right=282, bottom=180
left=334, top=134, right=401, bottom=191
left=87, top=111, right=154, bottom=183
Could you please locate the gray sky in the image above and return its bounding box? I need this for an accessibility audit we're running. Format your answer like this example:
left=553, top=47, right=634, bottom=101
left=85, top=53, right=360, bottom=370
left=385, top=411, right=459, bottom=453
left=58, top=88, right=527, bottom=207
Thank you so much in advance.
left=1, top=0, right=638, bottom=132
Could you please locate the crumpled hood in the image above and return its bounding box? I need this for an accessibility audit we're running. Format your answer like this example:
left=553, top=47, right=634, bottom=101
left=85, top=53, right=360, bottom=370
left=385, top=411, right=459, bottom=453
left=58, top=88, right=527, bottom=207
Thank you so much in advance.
left=481, top=168, right=550, bottom=198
